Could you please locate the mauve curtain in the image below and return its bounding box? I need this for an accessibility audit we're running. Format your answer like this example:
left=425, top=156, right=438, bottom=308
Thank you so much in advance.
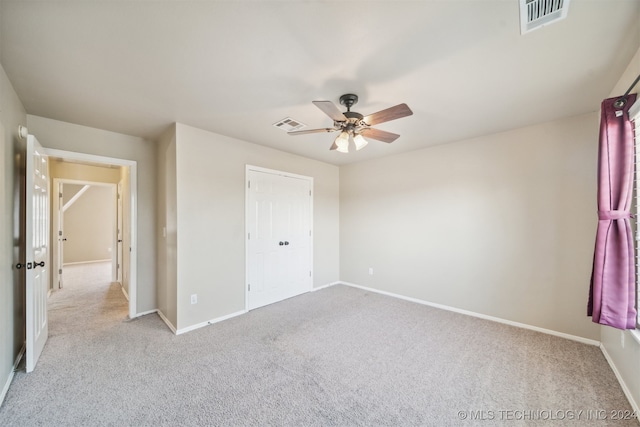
left=589, top=94, right=637, bottom=330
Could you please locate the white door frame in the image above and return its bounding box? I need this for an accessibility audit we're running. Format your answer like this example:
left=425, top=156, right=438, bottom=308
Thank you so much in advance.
left=43, top=148, right=138, bottom=319
left=116, top=181, right=123, bottom=284
left=52, top=179, right=118, bottom=287
left=245, top=165, right=313, bottom=311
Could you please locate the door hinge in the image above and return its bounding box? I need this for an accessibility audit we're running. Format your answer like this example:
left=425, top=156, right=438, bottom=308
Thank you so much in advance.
left=248, top=232, right=250, bottom=240
left=309, top=271, right=312, bottom=277
left=309, top=190, right=311, bottom=196
left=59, top=230, right=62, bottom=236
left=248, top=284, right=251, bottom=291
left=248, top=181, right=251, bottom=189
left=59, top=269, right=62, bottom=274
left=59, top=192, right=62, bottom=198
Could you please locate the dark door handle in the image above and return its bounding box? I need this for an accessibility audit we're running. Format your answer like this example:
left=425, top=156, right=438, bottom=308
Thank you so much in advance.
left=34, top=261, right=45, bottom=268
left=279, top=241, right=284, bottom=246
left=16, top=263, right=25, bottom=269
left=118, top=239, right=123, bottom=242
left=284, top=241, right=289, bottom=246
left=62, top=238, right=67, bottom=241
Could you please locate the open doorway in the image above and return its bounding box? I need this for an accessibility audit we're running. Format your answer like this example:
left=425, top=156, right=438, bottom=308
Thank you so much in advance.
left=43, top=148, right=137, bottom=319
left=52, top=179, right=121, bottom=296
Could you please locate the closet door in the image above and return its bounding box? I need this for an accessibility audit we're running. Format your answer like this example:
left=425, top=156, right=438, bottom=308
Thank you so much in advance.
left=247, top=169, right=312, bottom=310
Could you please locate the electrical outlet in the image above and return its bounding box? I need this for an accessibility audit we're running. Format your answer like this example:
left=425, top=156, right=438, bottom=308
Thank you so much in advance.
left=191, top=294, right=197, bottom=305
left=369, top=267, right=374, bottom=275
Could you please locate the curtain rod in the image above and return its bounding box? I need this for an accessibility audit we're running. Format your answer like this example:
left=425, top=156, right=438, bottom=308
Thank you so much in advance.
left=614, top=73, right=640, bottom=109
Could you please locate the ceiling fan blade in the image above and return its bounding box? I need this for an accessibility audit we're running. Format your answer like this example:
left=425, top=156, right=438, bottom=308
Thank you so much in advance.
left=361, top=128, right=400, bottom=143
left=313, top=101, right=347, bottom=122
left=363, top=103, right=413, bottom=126
left=288, top=128, right=337, bottom=136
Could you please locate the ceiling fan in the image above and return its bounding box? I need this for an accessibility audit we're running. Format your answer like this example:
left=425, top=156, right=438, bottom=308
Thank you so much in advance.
left=288, top=94, right=413, bottom=153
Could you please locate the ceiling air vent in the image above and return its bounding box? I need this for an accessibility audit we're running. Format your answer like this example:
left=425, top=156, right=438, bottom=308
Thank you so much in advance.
left=273, top=117, right=306, bottom=132
left=520, top=0, right=570, bottom=34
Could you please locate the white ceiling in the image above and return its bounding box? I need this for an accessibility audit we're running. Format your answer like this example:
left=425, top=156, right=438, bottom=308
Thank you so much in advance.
left=1, top=1, right=639, bottom=166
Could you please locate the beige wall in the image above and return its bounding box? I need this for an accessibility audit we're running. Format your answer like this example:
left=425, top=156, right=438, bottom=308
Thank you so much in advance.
left=49, top=161, right=121, bottom=184
left=600, top=46, right=640, bottom=411
left=340, top=112, right=600, bottom=340
left=172, top=124, right=339, bottom=331
left=26, top=115, right=157, bottom=314
left=156, top=125, right=177, bottom=328
left=62, top=184, right=114, bottom=264
left=0, top=63, right=27, bottom=402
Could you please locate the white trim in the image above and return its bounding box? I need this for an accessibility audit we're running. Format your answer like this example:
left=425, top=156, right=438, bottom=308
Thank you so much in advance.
left=600, top=343, right=640, bottom=415
left=1, top=345, right=25, bottom=407
left=339, top=281, right=600, bottom=347
left=136, top=309, right=158, bottom=317
left=175, top=310, right=246, bottom=335
left=245, top=164, right=313, bottom=181
left=244, top=165, right=314, bottom=312
left=156, top=310, right=177, bottom=334
left=629, top=97, right=640, bottom=121
left=120, top=284, right=129, bottom=301
left=312, top=281, right=341, bottom=292
left=62, top=259, right=112, bottom=266
left=43, top=148, right=138, bottom=319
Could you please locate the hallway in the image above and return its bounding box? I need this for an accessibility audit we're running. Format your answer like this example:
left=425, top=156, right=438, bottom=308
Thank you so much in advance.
left=49, top=261, right=128, bottom=337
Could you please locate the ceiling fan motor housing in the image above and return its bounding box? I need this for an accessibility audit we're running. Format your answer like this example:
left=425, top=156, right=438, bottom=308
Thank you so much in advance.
left=339, top=94, right=359, bottom=111
left=339, top=95, right=364, bottom=133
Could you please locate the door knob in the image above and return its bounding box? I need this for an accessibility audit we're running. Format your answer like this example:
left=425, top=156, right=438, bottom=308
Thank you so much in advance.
left=16, top=263, right=25, bottom=269
left=279, top=241, right=284, bottom=246
left=284, top=241, right=289, bottom=246
left=118, top=239, right=123, bottom=243
left=34, top=261, right=45, bottom=268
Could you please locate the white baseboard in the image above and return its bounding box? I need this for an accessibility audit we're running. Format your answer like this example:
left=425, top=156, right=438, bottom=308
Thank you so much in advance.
left=312, top=281, right=341, bottom=292
left=120, top=285, right=129, bottom=301
left=156, top=310, right=177, bottom=334
left=135, top=308, right=158, bottom=318
left=176, top=310, right=246, bottom=335
left=1, top=344, right=25, bottom=407
left=600, top=343, right=640, bottom=414
left=63, top=259, right=111, bottom=266
left=339, top=281, right=600, bottom=347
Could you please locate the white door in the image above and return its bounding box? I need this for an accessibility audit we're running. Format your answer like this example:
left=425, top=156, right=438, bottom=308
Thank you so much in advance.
left=116, top=182, right=123, bottom=283
left=247, top=169, right=312, bottom=310
left=25, top=134, right=49, bottom=373
left=56, top=181, right=64, bottom=289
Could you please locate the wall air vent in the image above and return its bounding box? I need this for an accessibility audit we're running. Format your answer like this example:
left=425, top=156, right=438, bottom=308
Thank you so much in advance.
left=273, top=117, right=306, bottom=132
left=520, top=0, right=570, bottom=34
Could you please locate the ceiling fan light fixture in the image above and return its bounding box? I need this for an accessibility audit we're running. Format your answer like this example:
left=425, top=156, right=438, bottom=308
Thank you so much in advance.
left=288, top=94, right=413, bottom=153
left=353, top=133, right=368, bottom=151
left=334, top=131, right=349, bottom=153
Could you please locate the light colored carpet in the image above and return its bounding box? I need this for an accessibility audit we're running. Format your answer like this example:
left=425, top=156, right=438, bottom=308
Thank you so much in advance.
left=0, top=262, right=636, bottom=426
